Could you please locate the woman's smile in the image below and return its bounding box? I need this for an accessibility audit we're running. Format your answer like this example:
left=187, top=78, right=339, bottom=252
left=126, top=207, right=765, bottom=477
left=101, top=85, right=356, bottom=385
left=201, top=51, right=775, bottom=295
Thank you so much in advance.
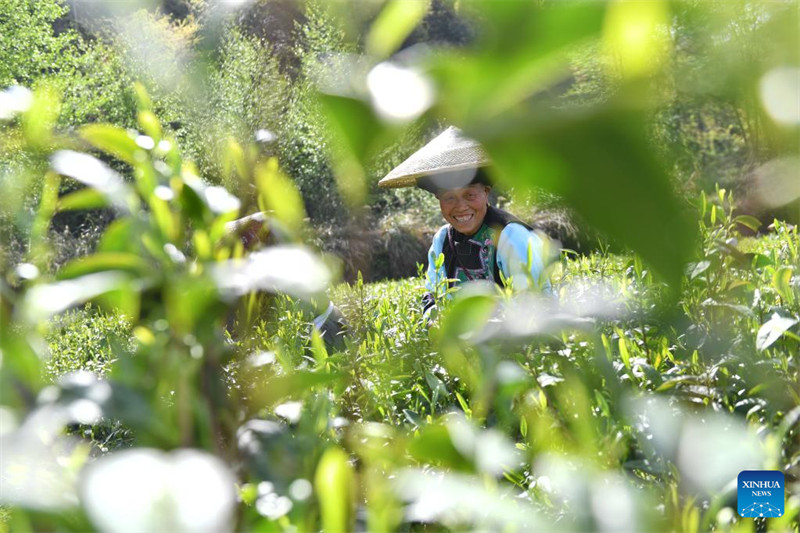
left=437, top=184, right=490, bottom=236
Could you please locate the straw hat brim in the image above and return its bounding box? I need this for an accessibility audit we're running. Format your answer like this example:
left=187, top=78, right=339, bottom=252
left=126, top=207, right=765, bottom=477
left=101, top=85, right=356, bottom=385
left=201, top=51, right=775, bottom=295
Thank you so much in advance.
left=378, top=126, right=490, bottom=189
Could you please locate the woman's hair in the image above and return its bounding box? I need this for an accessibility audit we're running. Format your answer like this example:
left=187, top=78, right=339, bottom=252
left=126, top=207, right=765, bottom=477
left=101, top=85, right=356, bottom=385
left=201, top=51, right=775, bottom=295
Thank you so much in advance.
left=416, top=167, right=492, bottom=196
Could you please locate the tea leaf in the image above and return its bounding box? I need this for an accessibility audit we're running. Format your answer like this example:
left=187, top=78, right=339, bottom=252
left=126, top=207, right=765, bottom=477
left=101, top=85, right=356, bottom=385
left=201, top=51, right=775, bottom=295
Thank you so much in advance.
left=57, top=188, right=109, bottom=211
left=756, top=313, right=798, bottom=351
left=22, top=272, right=130, bottom=322
left=57, top=253, right=151, bottom=279
left=366, top=0, right=429, bottom=59
left=254, top=159, right=306, bottom=233
left=315, top=447, right=355, bottom=533
left=734, top=215, right=762, bottom=232
left=79, top=124, right=141, bottom=165
left=51, top=150, right=137, bottom=212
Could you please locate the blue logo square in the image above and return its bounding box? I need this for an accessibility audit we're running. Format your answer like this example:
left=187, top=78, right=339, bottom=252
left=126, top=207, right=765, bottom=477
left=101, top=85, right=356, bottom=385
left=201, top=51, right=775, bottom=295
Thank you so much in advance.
left=738, top=470, right=784, bottom=518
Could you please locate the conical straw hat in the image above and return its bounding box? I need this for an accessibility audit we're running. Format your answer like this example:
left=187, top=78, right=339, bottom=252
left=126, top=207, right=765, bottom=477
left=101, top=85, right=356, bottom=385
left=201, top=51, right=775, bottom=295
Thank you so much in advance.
left=378, top=126, right=490, bottom=188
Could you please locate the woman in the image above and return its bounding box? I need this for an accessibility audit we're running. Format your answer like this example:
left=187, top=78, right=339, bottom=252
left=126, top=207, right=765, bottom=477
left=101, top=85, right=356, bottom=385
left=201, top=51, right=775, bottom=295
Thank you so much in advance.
left=379, top=127, right=553, bottom=317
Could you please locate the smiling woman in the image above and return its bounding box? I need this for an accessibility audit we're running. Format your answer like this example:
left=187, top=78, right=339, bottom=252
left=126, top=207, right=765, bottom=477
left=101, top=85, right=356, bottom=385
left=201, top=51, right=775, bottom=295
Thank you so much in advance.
left=436, top=183, right=490, bottom=236
left=378, top=127, right=555, bottom=318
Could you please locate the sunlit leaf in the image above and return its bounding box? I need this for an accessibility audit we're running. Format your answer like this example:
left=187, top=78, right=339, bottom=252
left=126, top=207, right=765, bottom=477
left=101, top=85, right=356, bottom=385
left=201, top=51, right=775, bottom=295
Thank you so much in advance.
left=0, top=329, right=44, bottom=405
left=57, top=253, right=151, bottom=279
left=163, top=275, right=220, bottom=335
left=772, top=266, right=794, bottom=301
left=734, top=215, right=762, bottom=232
left=322, top=95, right=382, bottom=161
left=22, top=85, right=60, bottom=148
left=222, top=138, right=248, bottom=183
left=57, top=188, right=109, bottom=211
left=138, top=110, right=162, bottom=142
left=249, top=371, right=343, bottom=409
left=319, top=94, right=383, bottom=206
left=432, top=1, right=606, bottom=120
left=99, top=285, right=141, bottom=321
left=183, top=173, right=241, bottom=215
left=444, top=414, right=521, bottom=476
left=28, top=172, right=60, bottom=269
left=630, top=396, right=764, bottom=492
left=310, top=329, right=329, bottom=368
left=366, top=0, right=429, bottom=59
left=436, top=289, right=497, bottom=344
left=212, top=246, right=331, bottom=300
left=176, top=174, right=208, bottom=222
left=133, top=82, right=153, bottom=111
left=274, top=401, right=303, bottom=424
left=701, top=300, right=755, bottom=318
left=689, top=260, right=710, bottom=280
left=79, top=124, right=142, bottom=165
left=98, top=219, right=136, bottom=253
left=51, top=150, right=137, bottom=212
left=22, top=272, right=131, bottom=323
left=40, top=372, right=151, bottom=429
left=475, top=292, right=600, bottom=345
left=618, top=336, right=631, bottom=369
left=394, top=468, right=542, bottom=530
left=603, top=0, right=671, bottom=79
left=0, top=86, right=33, bottom=120
left=315, top=447, right=355, bottom=533
left=425, top=371, right=448, bottom=399
left=0, top=410, right=84, bottom=510
left=408, top=424, right=470, bottom=470
left=756, top=313, right=798, bottom=351
left=254, top=159, right=306, bottom=233
left=81, top=449, right=237, bottom=533
left=403, top=408, right=424, bottom=428
left=479, top=109, right=697, bottom=288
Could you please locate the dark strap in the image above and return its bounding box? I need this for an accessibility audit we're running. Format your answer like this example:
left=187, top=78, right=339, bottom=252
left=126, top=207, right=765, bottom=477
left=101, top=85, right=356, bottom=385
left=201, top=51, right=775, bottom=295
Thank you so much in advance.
left=442, top=205, right=533, bottom=285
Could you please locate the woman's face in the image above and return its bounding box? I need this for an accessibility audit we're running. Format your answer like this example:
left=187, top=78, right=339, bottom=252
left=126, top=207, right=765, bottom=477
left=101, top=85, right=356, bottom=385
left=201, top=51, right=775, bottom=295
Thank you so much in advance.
left=437, top=184, right=490, bottom=236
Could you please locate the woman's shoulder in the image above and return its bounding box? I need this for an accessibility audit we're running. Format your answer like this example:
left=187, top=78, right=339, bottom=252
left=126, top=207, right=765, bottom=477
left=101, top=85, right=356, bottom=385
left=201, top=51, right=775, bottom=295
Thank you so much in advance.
left=499, top=221, right=537, bottom=240
left=433, top=224, right=450, bottom=239
left=429, top=224, right=450, bottom=251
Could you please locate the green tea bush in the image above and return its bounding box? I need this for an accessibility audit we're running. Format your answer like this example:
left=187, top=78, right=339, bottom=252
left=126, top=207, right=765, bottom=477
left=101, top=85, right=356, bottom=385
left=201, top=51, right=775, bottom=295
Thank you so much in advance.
left=180, top=27, right=289, bottom=190
left=0, top=0, right=137, bottom=128
left=45, top=303, right=133, bottom=378
left=273, top=0, right=353, bottom=223
left=0, top=0, right=76, bottom=88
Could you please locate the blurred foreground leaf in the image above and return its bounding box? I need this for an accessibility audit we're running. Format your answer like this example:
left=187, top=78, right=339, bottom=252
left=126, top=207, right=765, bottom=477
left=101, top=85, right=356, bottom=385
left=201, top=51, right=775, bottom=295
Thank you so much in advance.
left=436, top=289, right=496, bottom=345
left=249, top=371, right=343, bottom=410
left=81, top=449, right=236, bottom=533
left=78, top=124, right=142, bottom=166
left=756, top=313, right=799, bottom=351
left=57, top=253, right=151, bottom=279
left=22, top=272, right=131, bottom=323
left=212, top=246, right=331, bottom=301
left=366, top=0, right=429, bottom=59
left=480, top=110, right=697, bottom=288
left=394, top=468, right=542, bottom=530
left=315, top=446, right=355, bottom=533
left=51, top=150, right=137, bottom=212
left=254, top=159, right=306, bottom=234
